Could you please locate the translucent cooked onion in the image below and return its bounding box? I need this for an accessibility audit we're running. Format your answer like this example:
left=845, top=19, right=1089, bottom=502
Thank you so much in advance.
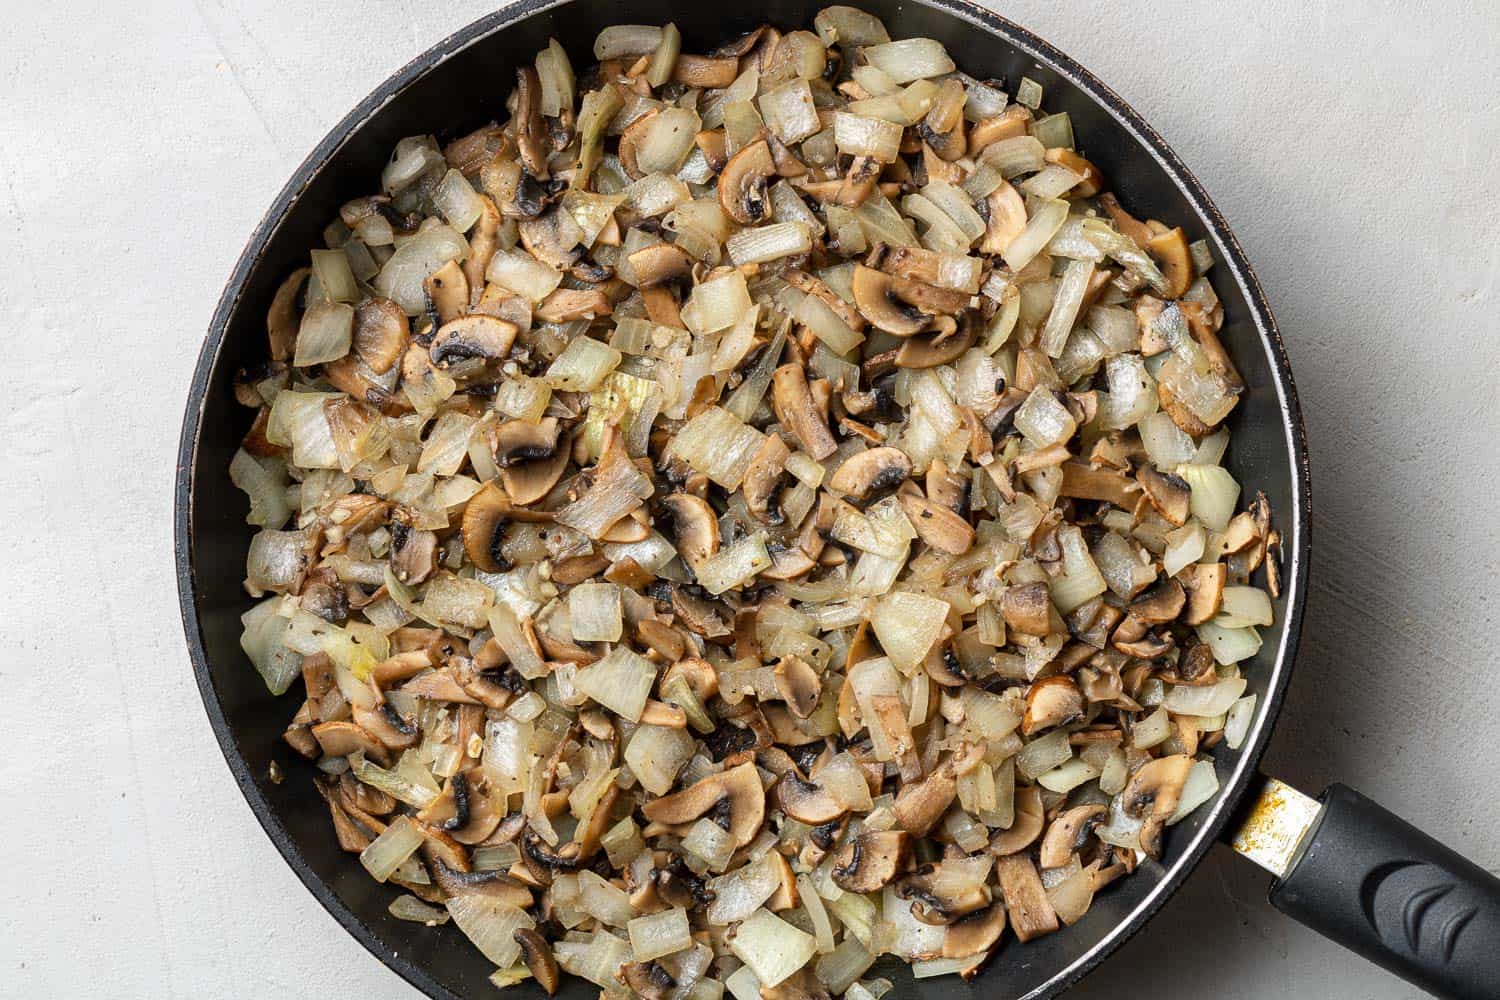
left=727, top=221, right=813, bottom=265
left=374, top=223, right=468, bottom=315
left=863, top=38, right=955, bottom=83
left=731, top=909, right=818, bottom=988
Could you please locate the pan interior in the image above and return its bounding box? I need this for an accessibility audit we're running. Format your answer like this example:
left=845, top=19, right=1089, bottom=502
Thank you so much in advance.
left=177, top=1, right=1306, bottom=997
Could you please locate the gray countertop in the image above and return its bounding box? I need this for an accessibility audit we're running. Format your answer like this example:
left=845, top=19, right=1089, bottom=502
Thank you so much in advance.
left=2, top=2, right=1495, bottom=997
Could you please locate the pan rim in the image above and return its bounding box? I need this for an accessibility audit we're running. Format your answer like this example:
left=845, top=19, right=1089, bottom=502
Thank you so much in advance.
left=174, top=1, right=1311, bottom=997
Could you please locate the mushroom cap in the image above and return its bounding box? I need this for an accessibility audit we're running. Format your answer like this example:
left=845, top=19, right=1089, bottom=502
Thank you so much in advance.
left=895, top=316, right=977, bottom=369
left=639, top=761, right=764, bottom=847
left=772, top=655, right=822, bottom=719
left=1136, top=466, right=1191, bottom=527
left=830, top=830, right=913, bottom=892
left=1038, top=803, right=1107, bottom=870
left=717, top=139, right=776, bottom=225
left=988, top=784, right=1044, bottom=856
left=492, top=417, right=561, bottom=468
left=500, top=430, right=571, bottom=507
left=352, top=297, right=410, bottom=374
left=942, top=904, right=1007, bottom=960
left=660, top=493, right=719, bottom=571
left=850, top=265, right=929, bottom=336
left=827, top=446, right=912, bottom=500
left=628, top=242, right=695, bottom=288
left=460, top=480, right=512, bottom=573
left=775, top=773, right=845, bottom=824
left=429, top=314, right=518, bottom=367
left=1021, top=676, right=1085, bottom=736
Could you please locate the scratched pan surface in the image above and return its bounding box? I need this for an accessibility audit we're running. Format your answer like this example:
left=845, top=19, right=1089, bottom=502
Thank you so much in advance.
left=175, top=1, right=1311, bottom=996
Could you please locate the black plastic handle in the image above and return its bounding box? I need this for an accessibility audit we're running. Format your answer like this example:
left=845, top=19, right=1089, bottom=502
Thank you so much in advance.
left=1268, top=784, right=1500, bottom=999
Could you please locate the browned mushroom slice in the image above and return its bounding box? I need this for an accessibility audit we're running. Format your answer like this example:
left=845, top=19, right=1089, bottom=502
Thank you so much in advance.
left=267, top=267, right=310, bottom=362
left=831, top=830, right=913, bottom=892
left=1146, top=227, right=1194, bottom=299
left=785, top=270, right=866, bottom=332
left=429, top=315, right=518, bottom=367
left=988, top=785, right=1044, bottom=856
left=620, top=961, right=677, bottom=1000
left=979, top=180, right=1027, bottom=256
left=628, top=242, right=695, bottom=288
left=352, top=297, right=410, bottom=375
left=895, top=315, right=977, bottom=368
left=1059, top=461, right=1140, bottom=510
left=311, top=721, right=389, bottom=765
left=776, top=773, right=846, bottom=824
left=389, top=515, right=439, bottom=585
left=893, top=762, right=957, bottom=837
left=1044, top=147, right=1104, bottom=198
left=995, top=854, right=1060, bottom=942
left=492, top=417, right=560, bottom=468
left=513, top=66, right=548, bottom=178
left=536, top=287, right=612, bottom=323
left=463, top=195, right=501, bottom=296
left=519, top=209, right=584, bottom=271
left=943, top=904, right=1007, bottom=960
left=1098, top=192, right=1154, bottom=249
left=742, top=433, right=791, bottom=524
left=967, top=105, right=1032, bottom=156
left=501, top=431, right=571, bottom=506
left=771, top=363, right=837, bottom=461
left=1120, top=753, right=1193, bottom=858
left=772, top=655, right=821, bottom=719
left=461, top=481, right=512, bottom=573
left=640, top=761, right=764, bottom=847
left=900, top=864, right=991, bottom=925
left=1136, top=466, right=1191, bottom=526
left=1178, top=562, right=1227, bottom=625
left=827, top=446, right=912, bottom=499
left=513, top=928, right=559, bottom=996
left=1038, top=804, right=1107, bottom=869
left=850, top=264, right=928, bottom=336
left=897, top=491, right=974, bottom=555
left=672, top=53, right=740, bottom=88
left=352, top=702, right=420, bottom=751
left=424, top=259, right=470, bottom=325
left=1022, top=676, right=1084, bottom=736
left=717, top=139, right=776, bottom=224
left=1129, top=578, right=1185, bottom=624
left=660, top=493, right=719, bottom=572
left=1000, top=581, right=1055, bottom=637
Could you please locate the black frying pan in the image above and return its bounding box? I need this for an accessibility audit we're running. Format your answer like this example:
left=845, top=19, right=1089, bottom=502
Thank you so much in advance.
left=173, top=2, right=1500, bottom=997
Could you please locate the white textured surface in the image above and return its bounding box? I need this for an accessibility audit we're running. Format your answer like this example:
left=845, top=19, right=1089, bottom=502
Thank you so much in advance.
left=2, top=1, right=1497, bottom=997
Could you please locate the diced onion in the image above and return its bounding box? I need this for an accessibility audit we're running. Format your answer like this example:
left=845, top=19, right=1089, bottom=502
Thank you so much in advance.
left=574, top=645, right=658, bottom=722
left=1177, top=463, right=1240, bottom=531
left=863, top=38, right=955, bottom=83
left=730, top=909, right=817, bottom=988
left=628, top=906, right=692, bottom=962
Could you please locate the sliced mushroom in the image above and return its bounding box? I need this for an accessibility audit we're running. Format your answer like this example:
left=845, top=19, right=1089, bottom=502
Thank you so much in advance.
left=429, top=315, right=518, bottom=367
left=892, top=762, right=957, bottom=837
left=1178, top=562, right=1227, bottom=625
left=311, top=721, right=389, bottom=765
left=785, top=270, right=865, bottom=332
left=850, top=264, right=928, bottom=336
left=772, top=655, right=821, bottom=719
left=967, top=105, right=1032, bottom=156
left=717, top=139, right=776, bottom=224
left=742, top=433, right=791, bottom=524
left=1022, top=676, right=1085, bottom=736
left=389, top=516, right=439, bottom=585
left=1059, top=460, right=1140, bottom=510
left=942, top=904, right=1007, bottom=960
left=461, top=481, right=512, bottom=573
left=1129, top=578, right=1185, bottom=624
left=513, top=66, right=548, bottom=178
left=620, top=961, right=677, bottom=1000
left=895, top=491, right=974, bottom=555
left=1044, top=147, right=1104, bottom=198
left=660, top=493, right=719, bottom=572
left=519, top=209, right=584, bottom=271
left=988, top=785, right=1044, bottom=856
left=352, top=297, right=410, bottom=375
left=995, top=854, right=1059, bottom=943
left=1120, top=753, right=1193, bottom=858
left=1000, top=581, right=1056, bottom=637
left=771, top=363, right=837, bottom=461
left=639, top=761, right=764, bottom=846
left=899, top=864, right=992, bottom=925
left=501, top=430, right=571, bottom=506
left=827, top=446, right=911, bottom=500
left=830, top=830, right=913, bottom=892
left=776, top=773, right=845, bottom=824
left=267, top=267, right=310, bottom=362
left=1038, top=804, right=1107, bottom=869
left=895, top=315, right=977, bottom=368
left=628, top=242, right=695, bottom=288
left=513, top=928, right=559, bottom=996
left=1146, top=227, right=1194, bottom=299
left=353, top=702, right=420, bottom=751
left=424, top=259, right=470, bottom=325
left=1136, top=466, right=1191, bottom=527
left=672, top=53, right=740, bottom=88
left=979, top=181, right=1027, bottom=256
left=492, top=417, right=560, bottom=467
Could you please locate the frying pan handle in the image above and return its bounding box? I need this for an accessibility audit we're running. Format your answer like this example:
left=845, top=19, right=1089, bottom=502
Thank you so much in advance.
left=1268, top=783, right=1500, bottom=1000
